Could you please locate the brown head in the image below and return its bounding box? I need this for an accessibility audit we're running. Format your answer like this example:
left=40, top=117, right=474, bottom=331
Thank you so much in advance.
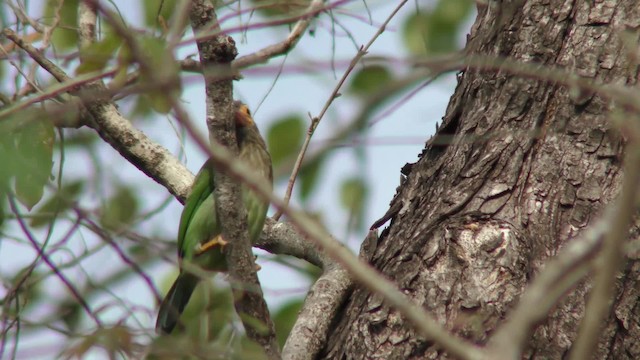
left=234, top=100, right=255, bottom=128
left=233, top=101, right=273, bottom=185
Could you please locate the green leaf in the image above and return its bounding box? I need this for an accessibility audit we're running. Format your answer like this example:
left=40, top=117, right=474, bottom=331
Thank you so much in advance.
left=131, top=95, right=154, bottom=118
left=238, top=312, right=270, bottom=336
left=267, top=114, right=304, bottom=168
left=30, top=181, right=84, bottom=228
left=144, top=91, right=173, bottom=114
left=62, top=326, right=134, bottom=358
left=348, top=65, right=393, bottom=96
left=402, top=13, right=428, bottom=55
left=76, top=34, right=123, bottom=74
left=0, top=118, right=18, bottom=191
left=3, top=116, right=56, bottom=210
left=140, top=37, right=178, bottom=77
left=99, top=185, right=139, bottom=231
left=45, top=0, right=79, bottom=51
left=237, top=337, right=270, bottom=360
left=7, top=268, right=44, bottom=313
left=13, top=118, right=55, bottom=210
left=340, top=177, right=368, bottom=231
left=273, top=299, right=303, bottom=347
left=251, top=0, right=311, bottom=18
left=298, top=156, right=324, bottom=201
left=64, top=130, right=99, bottom=148
left=402, top=0, right=473, bottom=55
left=0, top=191, right=6, bottom=229
left=0, top=54, right=6, bottom=82
left=60, top=299, right=83, bottom=331
left=138, top=37, right=181, bottom=114
left=141, top=0, right=178, bottom=29
left=433, top=0, right=474, bottom=25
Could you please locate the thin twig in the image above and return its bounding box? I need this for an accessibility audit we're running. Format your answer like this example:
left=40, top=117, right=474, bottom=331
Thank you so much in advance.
left=273, top=0, right=410, bottom=220
left=231, top=0, right=326, bottom=69
left=280, top=230, right=380, bottom=360
left=76, top=210, right=163, bottom=304
left=3, top=28, right=70, bottom=82
left=7, top=196, right=103, bottom=327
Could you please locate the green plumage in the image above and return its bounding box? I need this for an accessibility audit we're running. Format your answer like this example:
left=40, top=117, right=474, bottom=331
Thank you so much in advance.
left=156, top=103, right=273, bottom=334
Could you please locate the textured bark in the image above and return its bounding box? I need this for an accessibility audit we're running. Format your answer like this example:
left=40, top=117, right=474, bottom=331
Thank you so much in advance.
left=324, top=1, right=640, bottom=359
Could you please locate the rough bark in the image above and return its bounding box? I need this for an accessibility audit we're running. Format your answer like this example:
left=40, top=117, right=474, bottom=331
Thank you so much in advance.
left=324, top=1, right=640, bottom=359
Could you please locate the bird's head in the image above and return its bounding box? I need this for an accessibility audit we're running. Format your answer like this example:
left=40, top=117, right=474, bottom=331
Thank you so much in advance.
left=232, top=100, right=273, bottom=183
left=233, top=101, right=267, bottom=153
left=234, top=101, right=255, bottom=128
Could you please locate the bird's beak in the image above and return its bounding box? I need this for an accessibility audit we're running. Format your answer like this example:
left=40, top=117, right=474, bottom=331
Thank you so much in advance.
left=235, top=103, right=254, bottom=127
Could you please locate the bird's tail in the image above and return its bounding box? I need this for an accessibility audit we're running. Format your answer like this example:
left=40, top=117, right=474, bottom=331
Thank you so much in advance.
left=155, top=272, right=199, bottom=334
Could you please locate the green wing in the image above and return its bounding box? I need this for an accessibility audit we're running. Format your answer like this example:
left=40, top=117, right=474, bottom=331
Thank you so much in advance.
left=156, top=160, right=222, bottom=334
left=177, top=159, right=214, bottom=260
left=243, top=187, right=269, bottom=243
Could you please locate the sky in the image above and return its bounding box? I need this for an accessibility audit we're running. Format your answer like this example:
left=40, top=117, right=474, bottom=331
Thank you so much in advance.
left=0, top=1, right=472, bottom=358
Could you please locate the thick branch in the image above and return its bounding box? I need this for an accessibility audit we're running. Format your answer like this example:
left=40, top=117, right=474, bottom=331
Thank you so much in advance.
left=279, top=230, right=381, bottom=360
left=282, top=266, right=352, bottom=360
left=256, top=218, right=325, bottom=269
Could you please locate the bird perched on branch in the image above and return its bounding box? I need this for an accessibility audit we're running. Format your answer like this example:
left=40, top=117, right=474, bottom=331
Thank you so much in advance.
left=155, top=101, right=273, bottom=335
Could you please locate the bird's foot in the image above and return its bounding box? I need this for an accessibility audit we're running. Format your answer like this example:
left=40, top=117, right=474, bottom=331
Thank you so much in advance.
left=196, top=235, right=228, bottom=255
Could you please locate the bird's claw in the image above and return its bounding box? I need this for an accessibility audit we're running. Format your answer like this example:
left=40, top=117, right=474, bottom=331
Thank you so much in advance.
left=196, top=235, right=228, bottom=255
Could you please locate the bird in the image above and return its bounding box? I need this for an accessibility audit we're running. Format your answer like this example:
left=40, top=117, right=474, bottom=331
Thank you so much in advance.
left=155, top=101, right=273, bottom=335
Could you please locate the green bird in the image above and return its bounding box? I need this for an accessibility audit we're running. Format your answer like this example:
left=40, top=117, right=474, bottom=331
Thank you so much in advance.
left=156, top=101, right=273, bottom=335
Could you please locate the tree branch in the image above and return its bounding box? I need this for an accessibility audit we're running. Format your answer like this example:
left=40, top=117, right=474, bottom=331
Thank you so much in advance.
left=282, top=265, right=352, bottom=360
left=231, top=0, right=326, bottom=70
left=189, top=1, right=280, bottom=358
left=256, top=218, right=325, bottom=269
left=279, top=230, right=382, bottom=360
left=7, top=196, right=102, bottom=327
left=273, top=0, right=409, bottom=220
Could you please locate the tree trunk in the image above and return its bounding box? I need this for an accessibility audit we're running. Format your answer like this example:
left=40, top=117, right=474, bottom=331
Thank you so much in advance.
left=324, top=1, right=640, bottom=359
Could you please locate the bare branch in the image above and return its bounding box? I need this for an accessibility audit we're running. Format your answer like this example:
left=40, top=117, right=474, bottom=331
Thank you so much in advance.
left=231, top=0, right=326, bottom=69
left=256, top=218, right=326, bottom=269
left=280, top=230, right=381, bottom=360
left=7, top=196, right=103, bottom=327
left=273, top=0, right=410, bottom=220
left=3, top=28, right=70, bottom=82
left=282, top=266, right=352, bottom=360
left=78, top=1, right=98, bottom=48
